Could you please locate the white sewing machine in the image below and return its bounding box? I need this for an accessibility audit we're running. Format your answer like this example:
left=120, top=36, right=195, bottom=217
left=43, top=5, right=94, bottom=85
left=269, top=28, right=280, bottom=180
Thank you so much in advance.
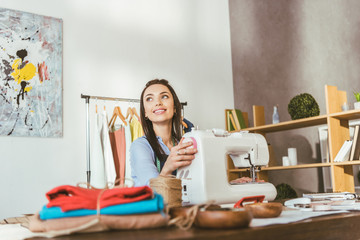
left=176, top=128, right=277, bottom=205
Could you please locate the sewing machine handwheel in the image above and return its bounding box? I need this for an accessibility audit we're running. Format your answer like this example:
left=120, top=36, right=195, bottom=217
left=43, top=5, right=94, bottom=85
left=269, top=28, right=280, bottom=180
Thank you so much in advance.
left=233, top=195, right=265, bottom=208
left=183, top=137, right=197, bottom=149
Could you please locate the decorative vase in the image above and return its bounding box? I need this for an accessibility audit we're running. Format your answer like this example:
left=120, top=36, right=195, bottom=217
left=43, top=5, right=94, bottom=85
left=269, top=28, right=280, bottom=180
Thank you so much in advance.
left=354, top=102, right=360, bottom=110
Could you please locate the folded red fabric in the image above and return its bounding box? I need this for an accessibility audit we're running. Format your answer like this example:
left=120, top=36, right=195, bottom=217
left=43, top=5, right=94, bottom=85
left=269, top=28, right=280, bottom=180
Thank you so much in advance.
left=46, top=185, right=153, bottom=212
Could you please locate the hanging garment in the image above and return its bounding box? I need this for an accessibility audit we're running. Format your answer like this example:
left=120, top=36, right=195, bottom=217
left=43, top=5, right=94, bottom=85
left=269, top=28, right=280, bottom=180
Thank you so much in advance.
left=109, top=125, right=126, bottom=186
left=100, top=110, right=116, bottom=184
left=130, top=117, right=144, bottom=142
left=124, top=119, right=132, bottom=180
left=90, top=113, right=106, bottom=189
left=183, top=118, right=194, bottom=133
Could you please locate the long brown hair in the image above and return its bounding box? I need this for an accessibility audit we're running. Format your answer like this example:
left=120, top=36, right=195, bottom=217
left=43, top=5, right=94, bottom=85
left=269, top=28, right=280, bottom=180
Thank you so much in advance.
left=140, top=79, right=182, bottom=163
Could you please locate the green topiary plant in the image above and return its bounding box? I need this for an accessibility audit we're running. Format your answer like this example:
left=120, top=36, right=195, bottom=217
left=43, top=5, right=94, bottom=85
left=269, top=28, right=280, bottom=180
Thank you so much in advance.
left=275, top=183, right=298, bottom=200
left=288, top=93, right=320, bottom=120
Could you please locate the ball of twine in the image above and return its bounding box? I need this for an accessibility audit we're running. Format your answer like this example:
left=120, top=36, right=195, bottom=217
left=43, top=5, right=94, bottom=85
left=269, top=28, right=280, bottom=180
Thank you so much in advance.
left=149, top=175, right=182, bottom=208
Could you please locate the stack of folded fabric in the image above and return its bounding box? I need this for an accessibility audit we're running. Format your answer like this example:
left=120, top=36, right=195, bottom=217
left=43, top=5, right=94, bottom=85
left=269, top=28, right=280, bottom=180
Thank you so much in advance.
left=28, top=185, right=169, bottom=237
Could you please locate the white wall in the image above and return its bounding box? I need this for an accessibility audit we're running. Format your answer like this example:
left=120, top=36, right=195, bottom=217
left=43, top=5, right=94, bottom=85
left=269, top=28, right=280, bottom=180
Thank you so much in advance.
left=0, top=0, right=233, bottom=219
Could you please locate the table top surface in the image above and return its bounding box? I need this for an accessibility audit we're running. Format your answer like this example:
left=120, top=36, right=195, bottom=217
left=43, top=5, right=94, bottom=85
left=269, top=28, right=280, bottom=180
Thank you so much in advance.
left=26, top=211, right=360, bottom=240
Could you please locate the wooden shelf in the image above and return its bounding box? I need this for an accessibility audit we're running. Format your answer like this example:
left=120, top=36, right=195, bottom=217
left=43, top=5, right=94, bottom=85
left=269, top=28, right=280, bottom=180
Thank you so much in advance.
left=229, top=161, right=360, bottom=173
left=229, top=162, right=332, bottom=172
left=227, top=85, right=360, bottom=192
left=333, top=160, right=360, bottom=166
left=237, top=110, right=360, bottom=134
left=264, top=163, right=332, bottom=170
left=242, top=115, right=327, bottom=133
left=329, top=109, right=360, bottom=120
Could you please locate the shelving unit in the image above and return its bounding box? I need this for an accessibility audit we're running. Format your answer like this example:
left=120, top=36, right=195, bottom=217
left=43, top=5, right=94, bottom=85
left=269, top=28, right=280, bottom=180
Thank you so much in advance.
left=228, top=85, right=360, bottom=193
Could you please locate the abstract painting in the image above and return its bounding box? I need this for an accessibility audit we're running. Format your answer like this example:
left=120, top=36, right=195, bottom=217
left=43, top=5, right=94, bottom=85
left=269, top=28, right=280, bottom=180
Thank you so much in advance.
left=0, top=8, right=63, bottom=137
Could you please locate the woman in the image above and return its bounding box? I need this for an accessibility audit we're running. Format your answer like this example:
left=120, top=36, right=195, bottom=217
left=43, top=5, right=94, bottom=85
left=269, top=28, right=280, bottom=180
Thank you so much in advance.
left=130, top=79, right=197, bottom=186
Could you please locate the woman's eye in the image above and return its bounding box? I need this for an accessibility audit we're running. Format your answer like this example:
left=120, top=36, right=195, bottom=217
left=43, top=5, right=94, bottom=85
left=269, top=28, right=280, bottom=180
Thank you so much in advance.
left=162, top=95, right=169, bottom=99
left=146, top=97, right=153, bottom=102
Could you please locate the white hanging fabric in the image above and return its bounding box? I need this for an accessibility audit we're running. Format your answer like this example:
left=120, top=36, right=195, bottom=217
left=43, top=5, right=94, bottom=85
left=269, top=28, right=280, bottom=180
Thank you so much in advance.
left=124, top=119, right=132, bottom=180
left=90, top=112, right=106, bottom=189
left=100, top=110, right=116, bottom=184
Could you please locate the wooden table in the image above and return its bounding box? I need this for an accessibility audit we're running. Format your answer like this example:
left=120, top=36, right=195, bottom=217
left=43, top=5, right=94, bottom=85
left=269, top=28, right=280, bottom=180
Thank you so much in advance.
left=27, top=211, right=360, bottom=240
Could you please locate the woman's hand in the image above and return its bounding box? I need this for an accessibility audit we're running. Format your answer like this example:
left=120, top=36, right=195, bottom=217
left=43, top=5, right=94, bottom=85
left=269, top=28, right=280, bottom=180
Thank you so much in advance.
left=160, top=139, right=197, bottom=176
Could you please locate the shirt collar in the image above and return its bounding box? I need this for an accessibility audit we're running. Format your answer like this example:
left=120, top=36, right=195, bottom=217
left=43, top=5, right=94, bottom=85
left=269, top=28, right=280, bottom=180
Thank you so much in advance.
left=156, top=136, right=168, bottom=148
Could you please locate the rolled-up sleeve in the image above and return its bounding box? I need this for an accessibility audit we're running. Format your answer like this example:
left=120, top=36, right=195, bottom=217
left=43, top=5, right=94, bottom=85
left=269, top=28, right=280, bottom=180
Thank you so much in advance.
left=130, top=137, right=160, bottom=186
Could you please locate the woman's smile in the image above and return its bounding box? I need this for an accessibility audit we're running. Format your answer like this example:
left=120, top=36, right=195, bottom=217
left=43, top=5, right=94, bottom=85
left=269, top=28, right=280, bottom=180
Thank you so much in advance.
left=153, top=108, right=166, bottom=115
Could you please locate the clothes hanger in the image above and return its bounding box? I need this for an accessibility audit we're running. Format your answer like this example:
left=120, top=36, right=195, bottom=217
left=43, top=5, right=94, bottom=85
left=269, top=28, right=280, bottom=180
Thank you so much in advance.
left=114, top=106, right=127, bottom=127
left=95, top=98, right=98, bottom=113
left=132, top=106, right=140, bottom=121
left=109, top=105, right=127, bottom=128
left=125, top=102, right=134, bottom=121
left=108, top=102, right=117, bottom=126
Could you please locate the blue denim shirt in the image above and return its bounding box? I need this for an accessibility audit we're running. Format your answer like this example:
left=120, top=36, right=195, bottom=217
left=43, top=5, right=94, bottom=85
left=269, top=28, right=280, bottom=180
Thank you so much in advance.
left=130, top=136, right=171, bottom=186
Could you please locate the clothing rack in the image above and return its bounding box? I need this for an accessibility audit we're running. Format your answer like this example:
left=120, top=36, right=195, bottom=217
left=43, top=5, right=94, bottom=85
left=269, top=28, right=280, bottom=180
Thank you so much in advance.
left=80, top=93, right=187, bottom=186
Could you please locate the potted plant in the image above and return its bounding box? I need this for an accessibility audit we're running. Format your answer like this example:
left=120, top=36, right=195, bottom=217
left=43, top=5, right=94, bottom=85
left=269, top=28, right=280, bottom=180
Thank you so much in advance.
left=288, top=93, right=320, bottom=120
left=354, top=92, right=360, bottom=110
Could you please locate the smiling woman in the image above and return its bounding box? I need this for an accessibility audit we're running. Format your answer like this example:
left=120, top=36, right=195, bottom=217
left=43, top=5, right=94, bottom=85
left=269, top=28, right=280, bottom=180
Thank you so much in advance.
left=130, top=79, right=197, bottom=186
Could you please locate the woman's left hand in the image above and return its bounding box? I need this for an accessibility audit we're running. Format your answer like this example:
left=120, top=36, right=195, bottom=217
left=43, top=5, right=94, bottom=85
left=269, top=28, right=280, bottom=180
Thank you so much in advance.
left=160, top=138, right=197, bottom=176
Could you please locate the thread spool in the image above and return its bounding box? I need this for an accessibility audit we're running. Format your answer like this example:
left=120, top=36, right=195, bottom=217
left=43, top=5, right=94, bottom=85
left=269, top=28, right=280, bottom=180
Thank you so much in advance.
left=150, top=175, right=182, bottom=208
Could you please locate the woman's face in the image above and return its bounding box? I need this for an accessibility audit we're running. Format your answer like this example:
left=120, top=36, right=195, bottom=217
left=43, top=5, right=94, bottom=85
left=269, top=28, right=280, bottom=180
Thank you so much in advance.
left=143, top=84, right=175, bottom=124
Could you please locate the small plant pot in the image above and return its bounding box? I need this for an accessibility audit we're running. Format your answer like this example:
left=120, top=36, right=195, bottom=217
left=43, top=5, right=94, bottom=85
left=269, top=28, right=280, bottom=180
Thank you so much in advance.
left=354, top=102, right=360, bottom=110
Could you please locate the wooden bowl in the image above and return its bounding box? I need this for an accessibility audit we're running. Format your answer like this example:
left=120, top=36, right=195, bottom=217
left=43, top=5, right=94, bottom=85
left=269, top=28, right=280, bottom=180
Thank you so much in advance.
left=169, top=205, right=195, bottom=219
left=194, top=208, right=252, bottom=229
left=244, top=202, right=283, bottom=218
left=169, top=205, right=221, bottom=219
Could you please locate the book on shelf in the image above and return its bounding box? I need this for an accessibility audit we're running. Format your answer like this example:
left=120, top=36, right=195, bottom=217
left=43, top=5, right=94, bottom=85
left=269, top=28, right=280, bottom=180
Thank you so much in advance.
left=226, top=111, right=230, bottom=131
left=225, top=109, right=246, bottom=131
left=229, top=112, right=237, bottom=131
left=231, top=109, right=241, bottom=130
left=226, top=110, right=235, bottom=131
left=350, top=125, right=360, bottom=161
left=334, top=140, right=353, bottom=162
left=233, top=109, right=246, bottom=129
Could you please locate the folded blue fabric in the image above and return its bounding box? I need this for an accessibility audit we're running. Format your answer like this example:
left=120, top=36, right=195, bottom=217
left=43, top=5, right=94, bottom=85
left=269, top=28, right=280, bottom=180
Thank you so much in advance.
left=40, top=193, right=164, bottom=220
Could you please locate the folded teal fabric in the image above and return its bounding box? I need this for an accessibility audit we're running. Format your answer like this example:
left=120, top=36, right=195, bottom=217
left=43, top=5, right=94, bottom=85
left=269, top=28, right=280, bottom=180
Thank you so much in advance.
left=40, top=193, right=164, bottom=220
